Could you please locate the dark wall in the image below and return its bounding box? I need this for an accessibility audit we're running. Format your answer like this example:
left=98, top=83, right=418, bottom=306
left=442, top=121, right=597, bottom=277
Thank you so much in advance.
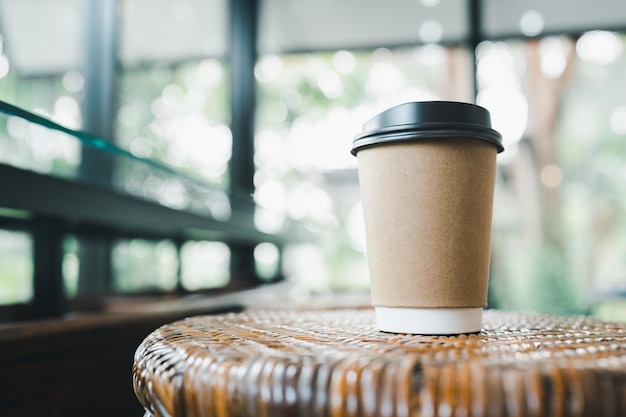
left=0, top=304, right=240, bottom=417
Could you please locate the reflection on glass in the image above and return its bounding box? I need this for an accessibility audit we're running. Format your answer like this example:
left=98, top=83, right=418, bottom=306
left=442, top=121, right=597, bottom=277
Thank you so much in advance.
left=0, top=113, right=81, bottom=177
left=0, top=100, right=232, bottom=224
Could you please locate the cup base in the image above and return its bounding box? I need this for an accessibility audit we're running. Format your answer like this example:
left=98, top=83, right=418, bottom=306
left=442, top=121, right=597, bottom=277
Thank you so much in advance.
left=375, top=306, right=482, bottom=335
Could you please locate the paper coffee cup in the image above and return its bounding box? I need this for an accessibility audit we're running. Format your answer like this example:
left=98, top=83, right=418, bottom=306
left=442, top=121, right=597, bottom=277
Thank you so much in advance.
left=352, top=101, right=503, bottom=334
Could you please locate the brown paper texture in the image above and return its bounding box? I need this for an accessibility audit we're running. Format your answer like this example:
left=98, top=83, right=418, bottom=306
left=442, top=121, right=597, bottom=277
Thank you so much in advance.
left=357, top=138, right=497, bottom=308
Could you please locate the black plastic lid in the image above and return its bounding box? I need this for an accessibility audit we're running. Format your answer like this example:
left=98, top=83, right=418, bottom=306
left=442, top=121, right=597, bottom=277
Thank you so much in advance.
left=351, top=101, right=504, bottom=155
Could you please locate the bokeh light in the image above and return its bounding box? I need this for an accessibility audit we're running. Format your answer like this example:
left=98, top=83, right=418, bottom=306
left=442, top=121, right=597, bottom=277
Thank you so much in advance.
left=254, top=242, right=280, bottom=280
left=539, top=37, right=568, bottom=79
left=62, top=70, right=84, bottom=93
left=576, top=31, right=623, bottom=65
left=610, top=105, right=626, bottom=135
left=0, top=54, right=11, bottom=79
left=367, top=61, right=405, bottom=97
left=255, top=54, right=284, bottom=83
left=419, top=19, right=443, bottom=44
left=540, top=164, right=563, bottom=187
left=333, top=50, right=356, bottom=74
left=317, top=70, right=343, bottom=99
left=181, top=241, right=230, bottom=290
left=0, top=230, right=32, bottom=304
left=347, top=202, right=366, bottom=253
left=519, top=10, right=544, bottom=37
left=196, top=58, right=223, bottom=87
left=113, top=239, right=178, bottom=292
left=476, top=41, right=528, bottom=163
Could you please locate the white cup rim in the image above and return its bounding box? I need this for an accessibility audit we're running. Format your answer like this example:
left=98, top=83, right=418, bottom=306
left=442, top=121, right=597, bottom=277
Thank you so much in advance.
left=375, top=306, right=483, bottom=335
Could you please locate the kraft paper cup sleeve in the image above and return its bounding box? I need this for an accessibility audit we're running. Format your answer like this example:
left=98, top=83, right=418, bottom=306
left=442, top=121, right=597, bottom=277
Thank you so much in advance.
left=359, top=140, right=496, bottom=309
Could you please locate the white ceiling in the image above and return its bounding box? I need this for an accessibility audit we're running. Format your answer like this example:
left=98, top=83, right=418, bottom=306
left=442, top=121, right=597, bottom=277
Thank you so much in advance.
left=0, top=0, right=625, bottom=76
left=258, top=0, right=468, bottom=53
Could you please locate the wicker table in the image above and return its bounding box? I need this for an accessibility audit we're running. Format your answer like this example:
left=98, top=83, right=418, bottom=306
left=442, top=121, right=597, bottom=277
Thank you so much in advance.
left=133, top=308, right=626, bottom=417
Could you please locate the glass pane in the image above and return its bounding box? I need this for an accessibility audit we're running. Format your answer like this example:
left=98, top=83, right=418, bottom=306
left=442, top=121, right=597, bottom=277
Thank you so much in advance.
left=118, top=0, right=230, bottom=188
left=180, top=241, right=230, bottom=290
left=256, top=46, right=473, bottom=290
left=116, top=60, right=231, bottom=188
left=0, top=0, right=85, bottom=186
left=0, top=112, right=81, bottom=178
left=479, top=32, right=626, bottom=317
left=0, top=229, right=32, bottom=304
left=112, top=238, right=178, bottom=293
left=0, top=102, right=232, bottom=219
left=0, top=0, right=231, bottom=215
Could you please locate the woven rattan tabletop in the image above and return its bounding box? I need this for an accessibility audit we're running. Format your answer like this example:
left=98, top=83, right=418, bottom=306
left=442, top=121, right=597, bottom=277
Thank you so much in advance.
left=133, top=308, right=626, bottom=417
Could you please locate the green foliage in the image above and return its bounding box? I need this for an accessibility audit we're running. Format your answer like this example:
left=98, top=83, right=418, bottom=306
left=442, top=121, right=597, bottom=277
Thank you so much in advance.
left=528, top=243, right=580, bottom=315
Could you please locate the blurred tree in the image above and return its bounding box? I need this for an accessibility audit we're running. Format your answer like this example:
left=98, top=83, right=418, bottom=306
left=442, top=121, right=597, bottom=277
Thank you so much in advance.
left=503, top=37, right=580, bottom=314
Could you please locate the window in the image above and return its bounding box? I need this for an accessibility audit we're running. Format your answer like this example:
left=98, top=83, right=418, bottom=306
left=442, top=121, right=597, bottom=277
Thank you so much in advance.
left=113, top=239, right=178, bottom=293
left=255, top=47, right=473, bottom=290
left=2, top=0, right=626, bottom=322
left=0, top=229, right=32, bottom=305
left=485, top=33, right=626, bottom=317
left=181, top=241, right=230, bottom=290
